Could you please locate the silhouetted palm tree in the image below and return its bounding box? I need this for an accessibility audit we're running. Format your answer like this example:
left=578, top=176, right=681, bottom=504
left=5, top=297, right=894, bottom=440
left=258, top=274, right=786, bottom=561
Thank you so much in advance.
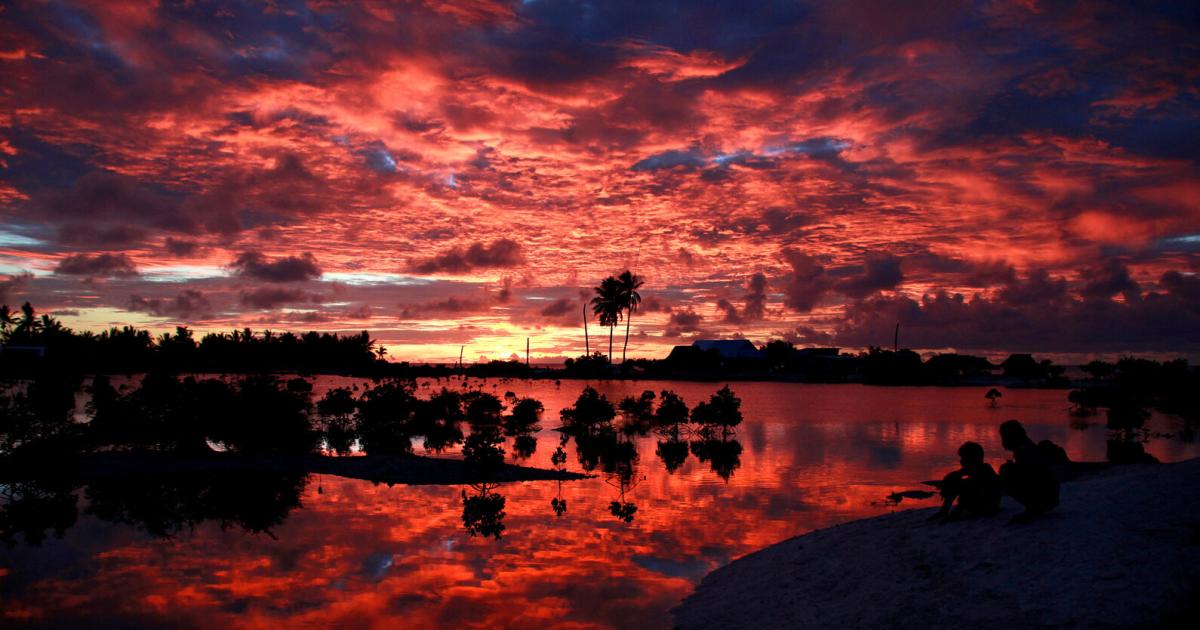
left=0, top=304, right=15, bottom=340
left=591, top=276, right=622, bottom=364
left=616, top=270, right=643, bottom=364
left=16, top=302, right=38, bottom=337
left=39, top=314, right=65, bottom=336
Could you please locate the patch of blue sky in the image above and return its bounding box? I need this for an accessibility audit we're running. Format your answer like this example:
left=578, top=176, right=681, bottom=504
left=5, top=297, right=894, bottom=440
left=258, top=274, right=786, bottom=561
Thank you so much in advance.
left=1156, top=234, right=1200, bottom=251
left=0, top=231, right=45, bottom=247
left=140, top=266, right=229, bottom=282
left=323, top=272, right=432, bottom=286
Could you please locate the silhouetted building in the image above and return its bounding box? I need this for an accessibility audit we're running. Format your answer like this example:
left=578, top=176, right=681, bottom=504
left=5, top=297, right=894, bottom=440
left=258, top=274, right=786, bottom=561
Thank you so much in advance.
left=692, top=339, right=764, bottom=360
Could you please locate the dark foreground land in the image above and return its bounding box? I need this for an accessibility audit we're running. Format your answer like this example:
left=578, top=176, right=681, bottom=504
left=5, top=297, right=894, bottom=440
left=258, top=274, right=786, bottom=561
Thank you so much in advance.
left=674, top=458, right=1200, bottom=629
left=0, top=450, right=587, bottom=486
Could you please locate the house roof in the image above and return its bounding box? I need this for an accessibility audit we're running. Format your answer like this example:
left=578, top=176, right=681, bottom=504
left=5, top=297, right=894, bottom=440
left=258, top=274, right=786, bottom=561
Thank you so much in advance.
left=692, top=339, right=764, bottom=359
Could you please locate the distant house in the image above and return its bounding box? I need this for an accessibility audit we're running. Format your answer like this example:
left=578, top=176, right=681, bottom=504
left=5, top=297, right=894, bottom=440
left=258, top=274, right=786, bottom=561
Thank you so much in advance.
left=663, top=339, right=765, bottom=373
left=691, top=339, right=764, bottom=360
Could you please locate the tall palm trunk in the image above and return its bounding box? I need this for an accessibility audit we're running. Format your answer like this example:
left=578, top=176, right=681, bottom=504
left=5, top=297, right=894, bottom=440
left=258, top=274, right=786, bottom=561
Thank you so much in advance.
left=583, top=303, right=590, bottom=355
left=621, top=308, right=632, bottom=364
left=608, top=325, right=614, bottom=364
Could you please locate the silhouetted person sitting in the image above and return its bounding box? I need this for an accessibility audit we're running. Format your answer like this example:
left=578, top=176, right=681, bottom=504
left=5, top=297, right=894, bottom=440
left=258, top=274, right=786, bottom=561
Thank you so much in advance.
left=1037, top=439, right=1070, bottom=465
left=999, top=420, right=1060, bottom=522
left=930, top=441, right=1001, bottom=521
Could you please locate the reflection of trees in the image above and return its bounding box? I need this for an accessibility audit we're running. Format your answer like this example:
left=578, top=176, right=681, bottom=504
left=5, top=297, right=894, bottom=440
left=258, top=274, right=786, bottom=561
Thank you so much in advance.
left=512, top=434, right=537, bottom=460
left=316, top=387, right=357, bottom=454
left=461, top=483, right=506, bottom=539
left=1069, top=357, right=1200, bottom=461
left=690, top=437, right=743, bottom=481
left=504, top=397, right=541, bottom=461
left=655, top=438, right=690, bottom=473
left=0, top=479, right=78, bottom=547
left=551, top=434, right=568, bottom=468
left=84, top=472, right=307, bottom=538
left=609, top=500, right=637, bottom=524
left=550, top=436, right=568, bottom=517
left=462, top=392, right=506, bottom=473
left=618, top=390, right=656, bottom=437
left=652, top=390, right=692, bottom=474
left=2, top=370, right=84, bottom=458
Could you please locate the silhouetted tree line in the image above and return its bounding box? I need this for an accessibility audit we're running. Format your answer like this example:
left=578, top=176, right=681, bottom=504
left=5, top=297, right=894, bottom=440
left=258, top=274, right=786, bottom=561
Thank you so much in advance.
left=1, top=302, right=385, bottom=376
left=561, top=342, right=1072, bottom=387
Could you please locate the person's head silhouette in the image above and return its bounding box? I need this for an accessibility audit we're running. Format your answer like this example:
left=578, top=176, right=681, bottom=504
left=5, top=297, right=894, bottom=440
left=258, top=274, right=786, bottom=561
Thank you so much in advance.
left=999, top=419, right=1030, bottom=451
left=957, top=441, right=985, bottom=467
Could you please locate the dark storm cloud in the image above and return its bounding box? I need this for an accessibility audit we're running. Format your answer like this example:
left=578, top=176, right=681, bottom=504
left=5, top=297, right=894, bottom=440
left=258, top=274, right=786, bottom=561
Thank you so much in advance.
left=780, top=250, right=833, bottom=313
left=833, top=268, right=1200, bottom=353
left=664, top=308, right=704, bottom=338
left=164, top=238, right=201, bottom=257
left=833, top=253, right=903, bottom=298
left=399, top=296, right=491, bottom=319
left=719, top=273, right=769, bottom=324
left=128, top=289, right=211, bottom=319
left=998, top=269, right=1068, bottom=306
left=1081, top=259, right=1141, bottom=301
left=902, top=252, right=1014, bottom=288
left=540, top=297, right=576, bottom=317
left=230, top=252, right=322, bottom=283
left=55, top=253, right=138, bottom=278
left=30, top=171, right=187, bottom=234
left=240, top=287, right=320, bottom=310
left=57, top=224, right=149, bottom=248
left=0, top=274, right=33, bottom=305
left=412, top=239, right=524, bottom=274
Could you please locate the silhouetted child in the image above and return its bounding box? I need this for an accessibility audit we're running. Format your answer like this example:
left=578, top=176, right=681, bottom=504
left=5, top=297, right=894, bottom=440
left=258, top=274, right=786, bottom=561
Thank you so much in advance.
left=931, top=441, right=1001, bottom=521
left=999, top=420, right=1060, bottom=522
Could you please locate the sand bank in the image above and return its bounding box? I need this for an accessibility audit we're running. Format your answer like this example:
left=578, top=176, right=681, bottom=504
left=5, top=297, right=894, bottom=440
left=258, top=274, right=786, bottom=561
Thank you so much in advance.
left=675, top=459, right=1200, bottom=629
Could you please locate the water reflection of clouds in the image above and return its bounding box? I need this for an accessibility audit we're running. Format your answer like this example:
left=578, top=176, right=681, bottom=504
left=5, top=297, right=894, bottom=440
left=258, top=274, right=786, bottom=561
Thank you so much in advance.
left=4, top=380, right=1199, bottom=627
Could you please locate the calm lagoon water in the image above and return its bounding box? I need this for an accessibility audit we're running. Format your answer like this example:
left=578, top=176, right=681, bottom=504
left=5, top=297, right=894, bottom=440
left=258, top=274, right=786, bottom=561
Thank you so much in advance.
left=3, top=378, right=1197, bottom=628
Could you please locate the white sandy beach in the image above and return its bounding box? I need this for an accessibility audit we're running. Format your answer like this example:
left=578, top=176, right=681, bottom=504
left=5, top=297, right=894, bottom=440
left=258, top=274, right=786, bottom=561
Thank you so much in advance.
left=674, top=459, right=1200, bottom=629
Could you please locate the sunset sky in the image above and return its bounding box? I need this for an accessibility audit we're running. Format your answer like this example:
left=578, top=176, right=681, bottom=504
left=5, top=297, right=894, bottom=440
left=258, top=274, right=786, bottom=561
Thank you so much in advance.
left=1, top=1, right=1198, bottom=363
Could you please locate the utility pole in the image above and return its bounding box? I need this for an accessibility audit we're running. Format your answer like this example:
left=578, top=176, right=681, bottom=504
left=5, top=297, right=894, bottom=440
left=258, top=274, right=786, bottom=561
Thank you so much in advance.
left=526, top=337, right=530, bottom=367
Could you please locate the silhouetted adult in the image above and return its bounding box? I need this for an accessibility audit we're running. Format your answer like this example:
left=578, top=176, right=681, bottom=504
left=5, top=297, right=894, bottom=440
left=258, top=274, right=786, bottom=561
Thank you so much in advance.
left=931, top=441, right=1002, bottom=521
left=998, top=420, right=1060, bottom=522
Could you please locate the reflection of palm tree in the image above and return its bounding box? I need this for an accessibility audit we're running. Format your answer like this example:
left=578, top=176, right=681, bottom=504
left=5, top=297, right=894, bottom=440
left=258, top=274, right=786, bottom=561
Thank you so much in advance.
left=591, top=277, right=622, bottom=364
left=985, top=388, right=1003, bottom=407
